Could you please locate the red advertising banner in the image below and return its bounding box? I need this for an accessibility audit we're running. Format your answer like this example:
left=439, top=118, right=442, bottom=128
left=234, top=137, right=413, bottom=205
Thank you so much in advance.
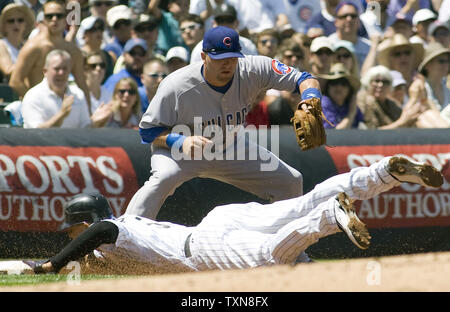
left=0, top=146, right=139, bottom=232
left=326, top=145, right=450, bottom=229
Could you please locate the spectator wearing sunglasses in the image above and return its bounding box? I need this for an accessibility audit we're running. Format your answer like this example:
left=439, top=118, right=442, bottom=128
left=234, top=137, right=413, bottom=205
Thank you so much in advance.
left=21, top=49, right=110, bottom=128
left=103, top=38, right=147, bottom=93
left=104, top=4, right=133, bottom=63
left=139, top=57, right=168, bottom=112
left=0, top=3, right=35, bottom=82
left=357, top=65, right=427, bottom=129
left=77, top=16, right=114, bottom=82
left=107, top=77, right=142, bottom=128
left=309, top=36, right=335, bottom=76
left=88, top=0, right=118, bottom=44
left=113, top=14, right=164, bottom=74
left=305, top=0, right=367, bottom=38
left=255, top=28, right=279, bottom=58
left=328, top=2, right=370, bottom=69
left=179, top=14, right=204, bottom=53
left=332, top=40, right=359, bottom=79
left=9, top=0, right=92, bottom=114
left=417, top=42, right=450, bottom=125
left=83, top=51, right=113, bottom=112
left=318, top=63, right=364, bottom=129
left=376, top=33, right=424, bottom=87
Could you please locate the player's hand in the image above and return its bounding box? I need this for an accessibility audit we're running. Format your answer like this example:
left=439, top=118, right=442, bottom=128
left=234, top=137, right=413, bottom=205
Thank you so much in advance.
left=182, top=136, right=213, bottom=158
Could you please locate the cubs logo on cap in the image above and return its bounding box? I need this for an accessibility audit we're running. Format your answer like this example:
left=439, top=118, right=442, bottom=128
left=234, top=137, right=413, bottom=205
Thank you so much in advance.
left=202, top=26, right=244, bottom=60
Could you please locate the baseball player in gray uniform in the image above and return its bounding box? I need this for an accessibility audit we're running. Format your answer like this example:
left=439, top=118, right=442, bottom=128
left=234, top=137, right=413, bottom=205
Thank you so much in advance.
left=126, top=26, right=323, bottom=220
left=24, top=156, right=443, bottom=274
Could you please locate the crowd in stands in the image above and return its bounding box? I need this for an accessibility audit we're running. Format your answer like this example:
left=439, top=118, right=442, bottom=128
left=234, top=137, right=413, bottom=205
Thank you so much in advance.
left=0, top=0, right=449, bottom=129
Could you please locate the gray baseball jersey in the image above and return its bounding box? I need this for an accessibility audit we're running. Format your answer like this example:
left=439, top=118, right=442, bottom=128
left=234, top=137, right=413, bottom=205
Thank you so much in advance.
left=139, top=55, right=313, bottom=133
left=127, top=55, right=313, bottom=219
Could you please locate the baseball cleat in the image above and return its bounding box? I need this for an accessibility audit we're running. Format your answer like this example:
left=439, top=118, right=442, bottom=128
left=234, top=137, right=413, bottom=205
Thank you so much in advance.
left=386, top=156, right=443, bottom=188
left=334, top=193, right=371, bottom=250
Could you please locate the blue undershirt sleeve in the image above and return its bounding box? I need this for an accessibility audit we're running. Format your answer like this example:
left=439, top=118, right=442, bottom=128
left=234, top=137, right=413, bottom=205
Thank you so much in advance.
left=139, top=127, right=169, bottom=144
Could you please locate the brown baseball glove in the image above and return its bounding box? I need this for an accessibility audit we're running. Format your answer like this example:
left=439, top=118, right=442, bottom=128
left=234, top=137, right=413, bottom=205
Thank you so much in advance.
left=290, top=97, right=329, bottom=151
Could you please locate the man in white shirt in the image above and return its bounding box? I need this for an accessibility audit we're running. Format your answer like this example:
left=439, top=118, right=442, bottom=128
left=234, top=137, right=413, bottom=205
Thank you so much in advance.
left=21, top=49, right=109, bottom=128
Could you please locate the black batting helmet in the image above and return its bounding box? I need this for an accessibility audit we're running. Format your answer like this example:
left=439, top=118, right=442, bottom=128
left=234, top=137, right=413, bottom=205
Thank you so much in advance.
left=59, top=193, right=114, bottom=231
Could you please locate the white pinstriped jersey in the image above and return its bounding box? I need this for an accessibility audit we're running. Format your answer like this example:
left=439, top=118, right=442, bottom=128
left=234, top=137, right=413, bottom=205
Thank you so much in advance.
left=92, top=157, right=400, bottom=272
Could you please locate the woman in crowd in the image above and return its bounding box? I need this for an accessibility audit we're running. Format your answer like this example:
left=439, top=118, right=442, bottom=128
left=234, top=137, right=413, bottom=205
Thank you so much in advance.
left=107, top=77, right=142, bottom=129
left=417, top=42, right=450, bottom=125
left=77, top=15, right=115, bottom=82
left=332, top=40, right=359, bottom=79
left=0, top=4, right=35, bottom=82
left=84, top=51, right=113, bottom=113
left=319, top=63, right=364, bottom=129
left=357, top=65, right=423, bottom=129
left=376, top=33, right=424, bottom=87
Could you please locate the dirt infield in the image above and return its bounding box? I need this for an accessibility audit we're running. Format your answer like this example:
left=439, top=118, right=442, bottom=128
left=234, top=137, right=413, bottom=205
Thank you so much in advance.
left=2, top=251, right=450, bottom=292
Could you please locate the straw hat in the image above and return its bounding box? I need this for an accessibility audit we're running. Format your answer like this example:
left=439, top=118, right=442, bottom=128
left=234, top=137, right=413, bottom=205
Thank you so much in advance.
left=418, top=42, right=450, bottom=74
left=0, top=3, right=35, bottom=38
left=376, top=33, right=424, bottom=68
left=318, top=63, right=360, bottom=91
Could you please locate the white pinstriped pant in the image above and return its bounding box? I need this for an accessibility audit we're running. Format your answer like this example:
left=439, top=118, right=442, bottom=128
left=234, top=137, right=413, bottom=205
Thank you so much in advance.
left=186, top=157, right=400, bottom=270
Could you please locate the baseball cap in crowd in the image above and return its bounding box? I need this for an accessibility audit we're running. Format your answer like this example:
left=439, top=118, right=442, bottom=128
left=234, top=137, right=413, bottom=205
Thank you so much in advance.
left=202, top=26, right=244, bottom=59
left=332, top=40, right=355, bottom=54
left=166, top=46, right=189, bottom=63
left=133, top=14, right=159, bottom=32
left=390, top=70, right=406, bottom=88
left=428, top=20, right=450, bottom=37
left=310, top=36, right=333, bottom=53
left=106, top=4, right=132, bottom=28
left=412, top=9, right=437, bottom=26
left=124, top=38, right=148, bottom=53
left=77, top=16, right=105, bottom=38
left=214, top=3, right=237, bottom=21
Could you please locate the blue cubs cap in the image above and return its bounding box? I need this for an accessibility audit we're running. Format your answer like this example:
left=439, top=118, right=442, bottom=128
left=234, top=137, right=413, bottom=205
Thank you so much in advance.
left=202, top=26, right=244, bottom=60
left=124, top=38, right=148, bottom=53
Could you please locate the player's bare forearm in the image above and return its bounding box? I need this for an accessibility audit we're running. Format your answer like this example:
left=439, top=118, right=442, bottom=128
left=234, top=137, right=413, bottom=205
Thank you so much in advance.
left=299, top=78, right=321, bottom=96
left=153, top=130, right=171, bottom=149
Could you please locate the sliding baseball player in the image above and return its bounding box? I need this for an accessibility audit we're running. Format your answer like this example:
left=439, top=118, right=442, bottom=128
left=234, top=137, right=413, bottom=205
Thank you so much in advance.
left=22, top=156, right=443, bottom=274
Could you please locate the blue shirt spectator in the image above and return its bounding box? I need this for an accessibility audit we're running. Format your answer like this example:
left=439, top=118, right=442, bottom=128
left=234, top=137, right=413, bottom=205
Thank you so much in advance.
left=103, top=38, right=147, bottom=93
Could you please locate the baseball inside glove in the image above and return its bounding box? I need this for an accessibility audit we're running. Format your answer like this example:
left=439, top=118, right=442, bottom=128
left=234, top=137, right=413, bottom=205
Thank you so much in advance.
left=290, top=98, right=330, bottom=151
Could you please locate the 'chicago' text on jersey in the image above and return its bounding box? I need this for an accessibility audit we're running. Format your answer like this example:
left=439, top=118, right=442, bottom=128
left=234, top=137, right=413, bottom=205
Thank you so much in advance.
left=201, top=108, right=248, bottom=129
